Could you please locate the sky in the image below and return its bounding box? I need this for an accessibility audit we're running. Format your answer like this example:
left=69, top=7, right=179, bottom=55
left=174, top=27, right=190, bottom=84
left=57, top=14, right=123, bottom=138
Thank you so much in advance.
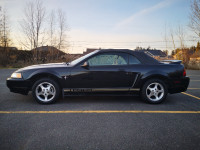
left=0, top=0, right=196, bottom=54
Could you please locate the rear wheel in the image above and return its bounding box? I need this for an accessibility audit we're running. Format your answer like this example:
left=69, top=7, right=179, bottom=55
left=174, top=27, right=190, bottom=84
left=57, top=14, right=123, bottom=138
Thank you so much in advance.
left=141, top=79, right=168, bottom=104
left=32, top=78, right=60, bottom=104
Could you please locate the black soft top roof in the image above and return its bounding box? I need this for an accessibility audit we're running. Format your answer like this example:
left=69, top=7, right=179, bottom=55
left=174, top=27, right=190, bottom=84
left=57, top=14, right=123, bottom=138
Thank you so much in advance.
left=98, top=49, right=160, bottom=65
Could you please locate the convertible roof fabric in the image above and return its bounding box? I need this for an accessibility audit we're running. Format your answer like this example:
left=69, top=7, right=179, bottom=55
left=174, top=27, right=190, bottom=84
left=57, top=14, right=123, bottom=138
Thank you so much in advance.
left=99, top=49, right=160, bottom=65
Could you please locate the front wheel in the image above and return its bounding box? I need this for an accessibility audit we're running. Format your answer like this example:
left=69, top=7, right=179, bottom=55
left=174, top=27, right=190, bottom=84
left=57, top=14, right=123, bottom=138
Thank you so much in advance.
left=141, top=79, right=168, bottom=104
left=32, top=78, right=60, bottom=104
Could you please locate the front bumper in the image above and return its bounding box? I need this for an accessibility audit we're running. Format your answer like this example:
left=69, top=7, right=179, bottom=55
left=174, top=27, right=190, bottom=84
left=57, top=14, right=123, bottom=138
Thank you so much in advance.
left=168, top=76, right=190, bottom=94
left=6, top=78, right=31, bottom=95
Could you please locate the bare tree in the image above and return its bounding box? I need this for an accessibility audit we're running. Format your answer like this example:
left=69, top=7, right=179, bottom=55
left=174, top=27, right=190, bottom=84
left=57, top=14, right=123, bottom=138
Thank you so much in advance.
left=0, top=8, right=11, bottom=48
left=20, top=0, right=45, bottom=61
left=0, top=7, right=12, bottom=66
left=163, top=24, right=168, bottom=51
left=57, top=9, right=67, bottom=51
left=47, top=9, right=68, bottom=60
left=19, top=1, right=68, bottom=62
left=48, top=10, right=56, bottom=60
left=189, top=0, right=200, bottom=38
left=49, top=10, right=56, bottom=47
left=176, top=25, right=190, bottom=64
left=176, top=25, right=185, bottom=49
left=0, top=6, right=2, bottom=45
left=170, top=28, right=176, bottom=50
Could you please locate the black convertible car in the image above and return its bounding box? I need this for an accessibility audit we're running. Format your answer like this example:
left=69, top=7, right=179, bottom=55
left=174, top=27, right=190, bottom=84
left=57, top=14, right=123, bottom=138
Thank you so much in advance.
left=7, top=49, right=189, bottom=104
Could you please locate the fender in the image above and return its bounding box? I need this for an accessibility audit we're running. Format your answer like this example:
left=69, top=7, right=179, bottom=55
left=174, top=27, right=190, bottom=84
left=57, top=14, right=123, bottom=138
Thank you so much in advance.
left=137, top=70, right=170, bottom=88
left=27, top=69, right=62, bottom=81
left=141, top=70, right=169, bottom=80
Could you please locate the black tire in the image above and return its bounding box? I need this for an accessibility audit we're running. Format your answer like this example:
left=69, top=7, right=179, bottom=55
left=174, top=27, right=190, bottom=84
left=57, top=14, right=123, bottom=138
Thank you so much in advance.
left=32, top=78, right=60, bottom=104
left=140, top=79, right=168, bottom=104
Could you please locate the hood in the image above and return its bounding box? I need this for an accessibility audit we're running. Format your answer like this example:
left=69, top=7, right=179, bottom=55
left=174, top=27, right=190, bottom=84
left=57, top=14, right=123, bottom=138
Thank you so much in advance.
left=16, top=63, right=69, bottom=72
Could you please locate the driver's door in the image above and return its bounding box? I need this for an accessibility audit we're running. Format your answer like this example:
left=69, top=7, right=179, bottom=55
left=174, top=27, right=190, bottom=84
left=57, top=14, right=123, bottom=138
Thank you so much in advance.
left=69, top=52, right=135, bottom=89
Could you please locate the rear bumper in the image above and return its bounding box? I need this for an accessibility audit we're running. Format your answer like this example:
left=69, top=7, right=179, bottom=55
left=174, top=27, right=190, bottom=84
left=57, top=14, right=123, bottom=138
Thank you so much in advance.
left=168, top=76, right=190, bottom=94
left=6, top=78, right=31, bottom=95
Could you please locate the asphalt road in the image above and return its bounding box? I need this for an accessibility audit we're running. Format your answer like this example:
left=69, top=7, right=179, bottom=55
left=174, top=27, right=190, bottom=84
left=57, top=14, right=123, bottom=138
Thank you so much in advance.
left=0, top=69, right=200, bottom=150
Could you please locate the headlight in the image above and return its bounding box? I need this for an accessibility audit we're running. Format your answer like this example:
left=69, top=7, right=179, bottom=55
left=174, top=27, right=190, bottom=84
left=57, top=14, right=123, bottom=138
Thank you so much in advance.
left=11, top=73, right=22, bottom=78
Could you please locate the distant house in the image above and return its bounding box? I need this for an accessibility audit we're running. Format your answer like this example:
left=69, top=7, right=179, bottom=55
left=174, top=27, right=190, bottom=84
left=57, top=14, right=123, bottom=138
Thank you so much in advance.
left=31, top=46, right=67, bottom=62
left=33, top=46, right=60, bottom=52
left=32, top=46, right=67, bottom=55
left=9, top=47, right=18, bottom=51
left=83, top=48, right=99, bottom=55
left=0, top=46, right=18, bottom=51
left=135, top=50, right=167, bottom=58
left=66, top=53, right=82, bottom=61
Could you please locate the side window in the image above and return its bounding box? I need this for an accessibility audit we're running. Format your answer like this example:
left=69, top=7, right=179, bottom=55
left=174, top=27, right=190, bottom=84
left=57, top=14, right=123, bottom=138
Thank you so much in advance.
left=88, top=52, right=128, bottom=66
left=129, top=55, right=141, bottom=64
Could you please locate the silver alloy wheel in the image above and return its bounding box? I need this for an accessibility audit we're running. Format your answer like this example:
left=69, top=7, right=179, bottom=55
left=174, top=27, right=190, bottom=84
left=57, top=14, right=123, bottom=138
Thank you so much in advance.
left=146, top=82, right=164, bottom=101
left=35, top=82, right=56, bottom=102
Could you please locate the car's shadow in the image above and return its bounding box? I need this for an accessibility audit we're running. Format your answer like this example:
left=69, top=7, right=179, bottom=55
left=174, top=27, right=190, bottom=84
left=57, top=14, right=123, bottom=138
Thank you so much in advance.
left=25, top=93, right=143, bottom=104
left=8, top=91, right=177, bottom=108
left=25, top=94, right=144, bottom=104
left=2, top=93, right=184, bottom=111
left=24, top=93, right=177, bottom=105
left=61, top=95, right=142, bottom=104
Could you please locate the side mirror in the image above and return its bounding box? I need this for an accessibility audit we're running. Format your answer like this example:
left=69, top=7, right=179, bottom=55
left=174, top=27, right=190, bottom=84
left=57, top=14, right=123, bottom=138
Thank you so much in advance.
left=81, top=61, right=89, bottom=68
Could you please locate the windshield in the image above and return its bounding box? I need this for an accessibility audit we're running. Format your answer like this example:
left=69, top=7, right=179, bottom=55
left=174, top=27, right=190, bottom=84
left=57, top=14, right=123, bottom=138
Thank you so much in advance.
left=69, top=50, right=99, bottom=65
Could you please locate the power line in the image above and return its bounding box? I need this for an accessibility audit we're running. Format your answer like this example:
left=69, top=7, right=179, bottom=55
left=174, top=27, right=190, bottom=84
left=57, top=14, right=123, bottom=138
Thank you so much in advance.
left=68, top=39, right=198, bottom=44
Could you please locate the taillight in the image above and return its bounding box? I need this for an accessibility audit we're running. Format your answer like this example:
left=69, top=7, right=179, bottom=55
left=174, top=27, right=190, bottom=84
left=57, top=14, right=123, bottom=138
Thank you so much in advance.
left=183, top=68, right=186, bottom=76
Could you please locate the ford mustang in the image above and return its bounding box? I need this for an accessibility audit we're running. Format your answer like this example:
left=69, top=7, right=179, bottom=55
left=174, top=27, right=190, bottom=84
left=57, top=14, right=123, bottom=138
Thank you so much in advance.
left=7, top=49, right=190, bottom=104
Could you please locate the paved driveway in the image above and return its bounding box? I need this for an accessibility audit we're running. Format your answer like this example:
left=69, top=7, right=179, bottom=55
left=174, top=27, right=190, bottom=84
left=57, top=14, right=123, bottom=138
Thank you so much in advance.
left=0, top=69, right=200, bottom=150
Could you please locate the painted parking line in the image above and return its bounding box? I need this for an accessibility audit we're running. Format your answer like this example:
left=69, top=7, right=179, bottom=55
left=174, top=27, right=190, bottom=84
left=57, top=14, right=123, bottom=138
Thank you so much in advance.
left=0, top=110, right=200, bottom=114
left=182, top=92, right=200, bottom=100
